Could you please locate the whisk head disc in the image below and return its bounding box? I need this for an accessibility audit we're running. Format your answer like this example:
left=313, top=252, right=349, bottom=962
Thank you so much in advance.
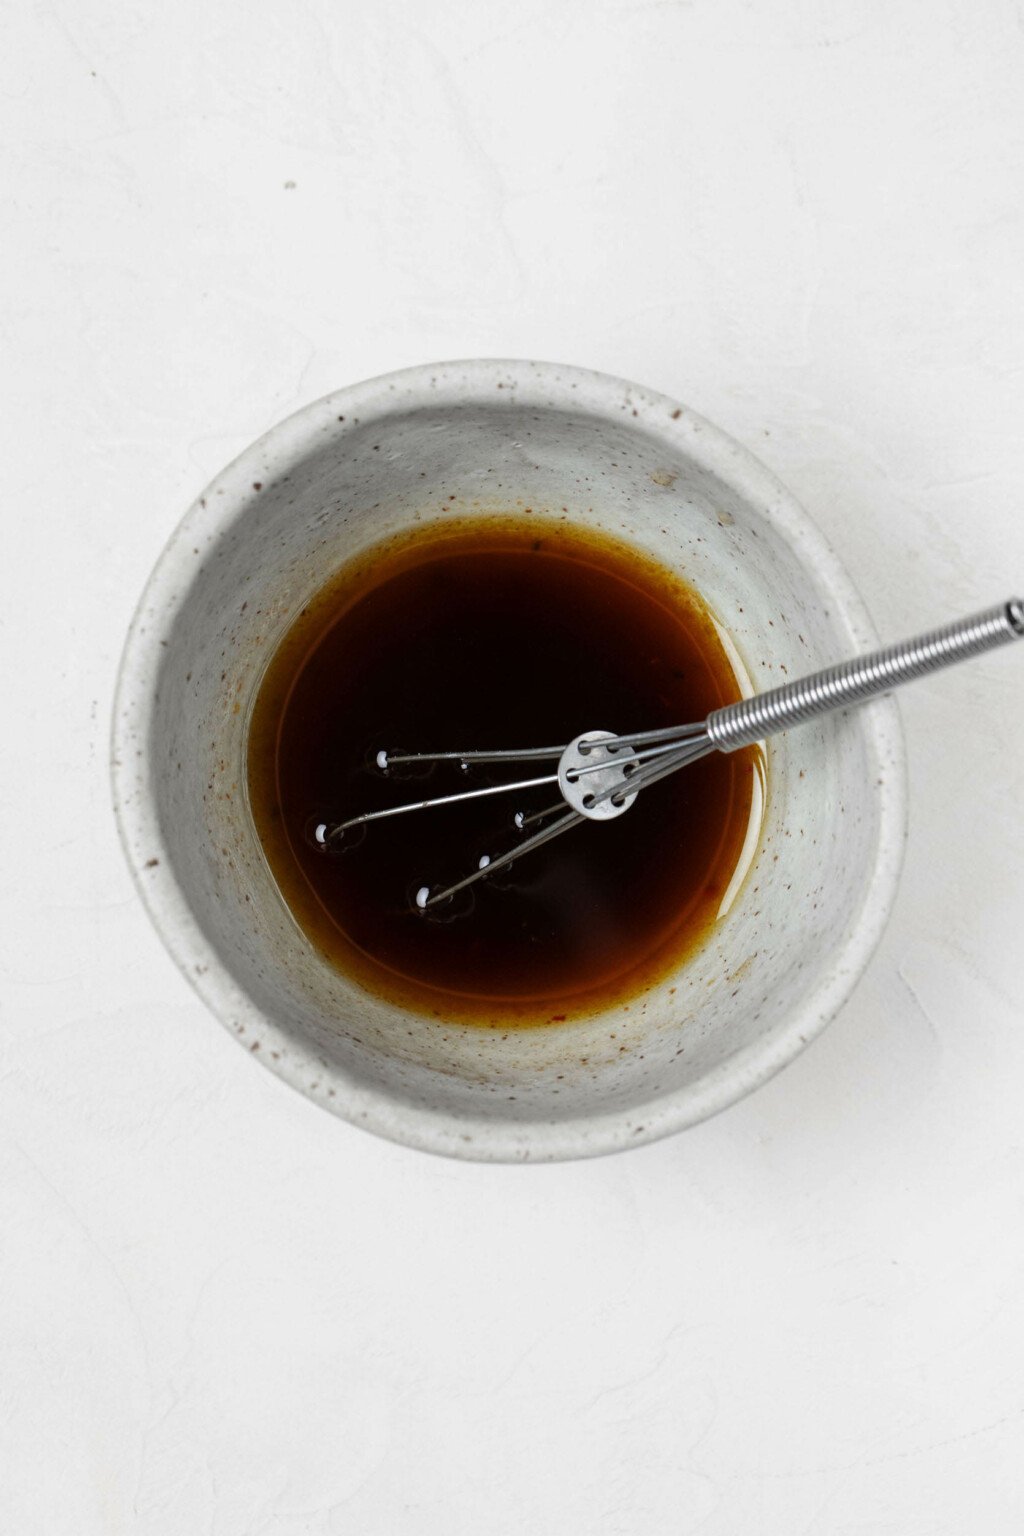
left=557, top=731, right=640, bottom=820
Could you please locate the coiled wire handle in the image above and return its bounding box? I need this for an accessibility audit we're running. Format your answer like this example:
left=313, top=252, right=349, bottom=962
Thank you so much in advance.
left=707, top=598, right=1024, bottom=752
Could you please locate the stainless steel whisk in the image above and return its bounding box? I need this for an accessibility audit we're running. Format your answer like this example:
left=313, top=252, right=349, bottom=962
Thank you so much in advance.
left=317, top=597, right=1024, bottom=909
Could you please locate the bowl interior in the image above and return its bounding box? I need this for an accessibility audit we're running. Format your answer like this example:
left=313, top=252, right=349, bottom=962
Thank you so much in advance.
left=115, top=364, right=903, bottom=1158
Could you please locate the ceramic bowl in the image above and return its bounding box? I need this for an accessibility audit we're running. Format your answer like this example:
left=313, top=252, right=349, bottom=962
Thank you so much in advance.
left=112, top=360, right=906, bottom=1160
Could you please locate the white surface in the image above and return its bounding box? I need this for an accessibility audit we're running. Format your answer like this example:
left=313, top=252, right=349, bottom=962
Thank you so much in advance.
left=2, top=0, right=1023, bottom=1529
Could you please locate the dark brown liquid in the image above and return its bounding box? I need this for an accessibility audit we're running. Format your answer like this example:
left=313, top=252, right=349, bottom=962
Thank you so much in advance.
left=248, top=517, right=760, bottom=1025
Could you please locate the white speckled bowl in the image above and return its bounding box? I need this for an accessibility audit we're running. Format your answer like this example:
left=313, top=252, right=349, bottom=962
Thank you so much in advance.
left=112, top=360, right=906, bottom=1161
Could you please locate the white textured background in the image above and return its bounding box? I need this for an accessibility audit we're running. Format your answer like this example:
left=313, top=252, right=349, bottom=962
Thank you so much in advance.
left=3, top=1, right=1024, bottom=1530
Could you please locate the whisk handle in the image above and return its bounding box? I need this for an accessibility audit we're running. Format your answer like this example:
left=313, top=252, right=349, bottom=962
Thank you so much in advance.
left=706, top=598, right=1024, bottom=752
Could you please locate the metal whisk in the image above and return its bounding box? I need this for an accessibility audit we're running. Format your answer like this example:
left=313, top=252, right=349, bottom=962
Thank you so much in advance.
left=316, top=597, right=1024, bottom=909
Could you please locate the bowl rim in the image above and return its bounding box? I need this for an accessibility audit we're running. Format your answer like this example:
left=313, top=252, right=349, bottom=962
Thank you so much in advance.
left=111, top=358, right=908, bottom=1162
